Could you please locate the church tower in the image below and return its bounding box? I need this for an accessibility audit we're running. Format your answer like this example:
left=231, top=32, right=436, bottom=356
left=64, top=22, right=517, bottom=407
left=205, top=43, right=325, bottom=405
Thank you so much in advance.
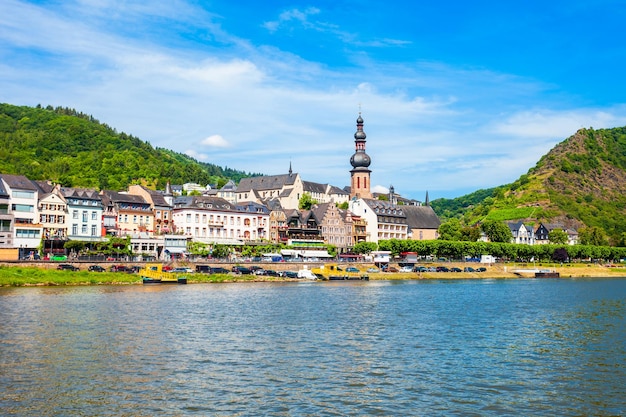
left=349, top=113, right=372, bottom=199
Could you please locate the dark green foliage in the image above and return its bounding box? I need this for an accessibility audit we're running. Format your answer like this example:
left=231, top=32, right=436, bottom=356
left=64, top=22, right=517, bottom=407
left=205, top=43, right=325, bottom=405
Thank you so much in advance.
left=352, top=242, right=378, bottom=254
left=552, top=247, right=569, bottom=262
left=481, top=219, right=513, bottom=243
left=376, top=238, right=626, bottom=263
left=430, top=126, right=626, bottom=245
left=0, top=103, right=257, bottom=190
left=430, top=187, right=496, bottom=220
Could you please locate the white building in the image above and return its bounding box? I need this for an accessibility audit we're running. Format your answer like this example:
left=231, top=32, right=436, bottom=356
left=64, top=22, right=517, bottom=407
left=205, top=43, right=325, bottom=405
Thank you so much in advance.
left=60, top=187, right=105, bottom=243
left=172, top=196, right=270, bottom=245
left=348, top=198, right=408, bottom=243
left=1, top=174, right=42, bottom=258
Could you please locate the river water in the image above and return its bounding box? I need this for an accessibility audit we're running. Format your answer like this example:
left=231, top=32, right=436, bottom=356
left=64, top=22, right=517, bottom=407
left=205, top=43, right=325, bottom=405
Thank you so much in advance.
left=1, top=278, right=624, bottom=416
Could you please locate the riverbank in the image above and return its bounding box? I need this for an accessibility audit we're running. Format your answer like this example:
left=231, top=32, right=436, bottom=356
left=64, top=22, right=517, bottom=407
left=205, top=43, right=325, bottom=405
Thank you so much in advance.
left=0, top=262, right=625, bottom=286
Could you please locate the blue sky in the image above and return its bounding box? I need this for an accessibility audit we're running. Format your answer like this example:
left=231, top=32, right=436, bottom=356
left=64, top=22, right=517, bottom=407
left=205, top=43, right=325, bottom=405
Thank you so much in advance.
left=2, top=0, right=626, bottom=200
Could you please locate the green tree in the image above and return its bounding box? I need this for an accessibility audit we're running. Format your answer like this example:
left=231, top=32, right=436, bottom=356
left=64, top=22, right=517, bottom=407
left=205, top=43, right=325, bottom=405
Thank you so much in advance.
left=548, top=228, right=568, bottom=244
left=578, top=226, right=609, bottom=246
left=352, top=242, right=378, bottom=255
left=211, top=244, right=230, bottom=259
left=337, top=201, right=349, bottom=210
left=460, top=226, right=481, bottom=242
left=481, top=220, right=512, bottom=243
left=298, top=193, right=317, bottom=210
left=438, top=219, right=462, bottom=241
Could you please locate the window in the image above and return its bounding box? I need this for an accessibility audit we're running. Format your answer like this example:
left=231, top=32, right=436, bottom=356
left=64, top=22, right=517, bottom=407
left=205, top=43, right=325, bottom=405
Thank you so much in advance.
left=16, top=229, right=40, bottom=238
left=91, top=225, right=97, bottom=236
left=82, top=224, right=88, bottom=234
left=91, top=211, right=97, bottom=220
left=82, top=211, right=88, bottom=222
left=72, top=224, right=78, bottom=235
left=0, top=219, right=11, bottom=232
left=12, top=190, right=34, bottom=199
left=73, top=210, right=78, bottom=219
left=12, top=204, right=33, bottom=213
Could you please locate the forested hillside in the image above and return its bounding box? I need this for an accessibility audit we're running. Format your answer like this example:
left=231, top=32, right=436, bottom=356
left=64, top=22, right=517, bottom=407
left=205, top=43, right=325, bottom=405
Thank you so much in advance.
left=0, top=103, right=257, bottom=190
left=431, top=126, right=626, bottom=245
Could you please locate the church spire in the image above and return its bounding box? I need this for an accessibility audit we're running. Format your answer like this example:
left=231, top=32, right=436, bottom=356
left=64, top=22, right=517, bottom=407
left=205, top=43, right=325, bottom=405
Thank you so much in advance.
left=349, top=112, right=372, bottom=199
left=288, top=161, right=293, bottom=177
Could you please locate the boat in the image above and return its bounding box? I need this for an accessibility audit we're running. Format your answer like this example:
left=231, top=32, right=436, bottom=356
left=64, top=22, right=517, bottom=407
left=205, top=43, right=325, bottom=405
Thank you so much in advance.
left=140, top=264, right=187, bottom=284
left=535, top=270, right=560, bottom=278
left=312, top=263, right=369, bottom=281
left=297, top=267, right=318, bottom=280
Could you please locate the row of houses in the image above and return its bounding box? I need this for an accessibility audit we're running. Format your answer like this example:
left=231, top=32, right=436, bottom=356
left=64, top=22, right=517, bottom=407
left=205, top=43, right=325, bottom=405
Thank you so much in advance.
left=0, top=171, right=441, bottom=261
left=506, top=221, right=579, bottom=245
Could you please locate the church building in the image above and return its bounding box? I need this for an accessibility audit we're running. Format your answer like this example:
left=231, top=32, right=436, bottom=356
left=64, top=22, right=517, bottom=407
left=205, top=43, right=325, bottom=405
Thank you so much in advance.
left=347, top=113, right=440, bottom=242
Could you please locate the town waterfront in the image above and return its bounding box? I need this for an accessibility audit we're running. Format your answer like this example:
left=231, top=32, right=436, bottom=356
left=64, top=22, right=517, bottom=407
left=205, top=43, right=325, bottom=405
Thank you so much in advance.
left=1, top=278, right=625, bottom=416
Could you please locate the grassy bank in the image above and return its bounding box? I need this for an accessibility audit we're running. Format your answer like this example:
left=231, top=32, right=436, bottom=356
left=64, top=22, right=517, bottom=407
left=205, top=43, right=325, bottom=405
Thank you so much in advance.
left=0, top=264, right=624, bottom=287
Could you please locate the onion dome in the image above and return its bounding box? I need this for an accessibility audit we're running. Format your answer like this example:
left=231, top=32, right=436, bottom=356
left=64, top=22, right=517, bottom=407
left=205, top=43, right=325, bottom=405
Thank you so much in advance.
left=350, top=152, right=371, bottom=168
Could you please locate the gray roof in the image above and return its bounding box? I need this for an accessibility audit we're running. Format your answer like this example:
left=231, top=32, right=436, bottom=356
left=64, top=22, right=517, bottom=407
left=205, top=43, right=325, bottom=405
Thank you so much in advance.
left=310, top=202, right=331, bottom=223
left=328, top=185, right=349, bottom=195
left=403, top=205, right=441, bottom=229
left=235, top=201, right=270, bottom=214
left=362, top=199, right=407, bottom=219
left=33, top=180, right=55, bottom=194
left=237, top=173, right=298, bottom=192
left=134, top=185, right=169, bottom=207
left=173, top=195, right=235, bottom=211
left=303, top=181, right=326, bottom=194
left=0, top=178, right=8, bottom=197
left=0, top=174, right=38, bottom=191
left=61, top=187, right=101, bottom=201
left=220, top=180, right=237, bottom=191
left=101, top=190, right=149, bottom=205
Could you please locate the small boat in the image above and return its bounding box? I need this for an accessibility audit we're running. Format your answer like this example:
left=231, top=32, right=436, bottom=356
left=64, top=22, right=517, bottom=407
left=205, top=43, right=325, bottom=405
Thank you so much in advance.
left=141, top=264, right=187, bottom=284
left=535, top=270, right=560, bottom=278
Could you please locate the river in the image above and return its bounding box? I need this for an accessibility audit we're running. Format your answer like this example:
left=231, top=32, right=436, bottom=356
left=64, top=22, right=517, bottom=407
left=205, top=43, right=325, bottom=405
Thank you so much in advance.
left=1, top=278, right=625, bottom=416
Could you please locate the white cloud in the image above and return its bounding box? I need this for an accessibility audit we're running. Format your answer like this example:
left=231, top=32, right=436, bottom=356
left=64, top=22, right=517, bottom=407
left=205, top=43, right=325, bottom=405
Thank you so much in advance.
left=263, top=7, right=321, bottom=33
left=2, top=0, right=626, bottom=201
left=201, top=135, right=229, bottom=148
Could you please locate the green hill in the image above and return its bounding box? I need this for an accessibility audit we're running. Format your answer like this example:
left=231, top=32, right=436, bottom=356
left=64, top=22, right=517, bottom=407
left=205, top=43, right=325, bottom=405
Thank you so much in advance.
left=0, top=103, right=257, bottom=190
left=431, top=126, right=626, bottom=245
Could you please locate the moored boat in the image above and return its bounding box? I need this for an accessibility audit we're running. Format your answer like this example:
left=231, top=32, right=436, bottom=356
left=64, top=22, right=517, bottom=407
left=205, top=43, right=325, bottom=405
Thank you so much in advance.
left=140, top=264, right=187, bottom=284
left=535, top=270, right=560, bottom=278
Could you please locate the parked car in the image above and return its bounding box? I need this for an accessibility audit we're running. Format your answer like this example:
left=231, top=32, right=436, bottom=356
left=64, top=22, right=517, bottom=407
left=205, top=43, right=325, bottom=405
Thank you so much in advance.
left=170, top=267, right=193, bottom=273
left=87, top=265, right=105, bottom=272
left=413, top=266, right=428, bottom=272
left=281, top=271, right=298, bottom=278
left=450, top=267, right=462, bottom=273
left=436, top=266, right=450, bottom=272
left=366, top=267, right=380, bottom=273
left=399, top=266, right=413, bottom=273
left=57, top=263, right=79, bottom=271
left=345, top=267, right=360, bottom=273
left=209, top=267, right=230, bottom=274
left=232, top=266, right=252, bottom=274
left=110, top=265, right=131, bottom=273
left=382, top=265, right=399, bottom=272
left=464, top=266, right=476, bottom=272
left=476, top=267, right=487, bottom=272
